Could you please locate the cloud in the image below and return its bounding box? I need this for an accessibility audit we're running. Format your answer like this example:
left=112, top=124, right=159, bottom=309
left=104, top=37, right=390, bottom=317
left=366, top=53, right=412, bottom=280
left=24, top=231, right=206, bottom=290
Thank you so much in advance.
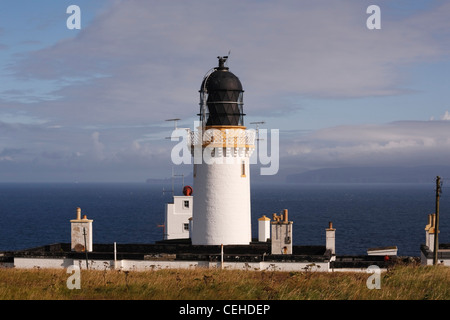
left=441, top=111, right=450, bottom=120
left=3, top=114, right=450, bottom=182
left=0, top=115, right=177, bottom=181
left=90, top=131, right=105, bottom=161
left=281, top=120, right=450, bottom=171
left=0, top=147, right=23, bottom=161
left=2, top=1, right=450, bottom=181
left=7, top=0, right=450, bottom=126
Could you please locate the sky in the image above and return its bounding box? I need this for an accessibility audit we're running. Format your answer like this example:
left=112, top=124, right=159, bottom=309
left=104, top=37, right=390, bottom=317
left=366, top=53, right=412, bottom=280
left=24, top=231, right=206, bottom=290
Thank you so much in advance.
left=0, top=0, right=450, bottom=182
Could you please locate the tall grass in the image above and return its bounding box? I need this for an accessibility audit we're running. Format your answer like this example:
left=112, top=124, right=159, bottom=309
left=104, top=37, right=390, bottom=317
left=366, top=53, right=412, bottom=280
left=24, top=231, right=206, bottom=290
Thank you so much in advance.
left=0, top=265, right=448, bottom=300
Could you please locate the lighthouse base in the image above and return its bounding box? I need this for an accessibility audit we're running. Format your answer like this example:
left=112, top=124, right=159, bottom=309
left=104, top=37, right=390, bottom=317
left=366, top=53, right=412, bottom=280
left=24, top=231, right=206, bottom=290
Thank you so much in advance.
left=191, top=159, right=252, bottom=246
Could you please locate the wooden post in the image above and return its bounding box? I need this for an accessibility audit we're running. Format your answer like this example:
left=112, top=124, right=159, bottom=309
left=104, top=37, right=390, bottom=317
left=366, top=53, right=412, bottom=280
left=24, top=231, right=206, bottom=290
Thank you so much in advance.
left=433, top=176, right=441, bottom=265
left=83, top=227, right=89, bottom=270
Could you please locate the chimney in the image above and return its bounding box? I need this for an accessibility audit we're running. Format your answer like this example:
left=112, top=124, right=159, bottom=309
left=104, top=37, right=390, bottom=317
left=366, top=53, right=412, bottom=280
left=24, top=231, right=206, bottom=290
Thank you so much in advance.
left=270, top=209, right=293, bottom=254
left=326, top=221, right=336, bottom=256
left=258, top=215, right=271, bottom=242
left=425, top=214, right=432, bottom=248
left=428, top=213, right=439, bottom=252
left=70, top=207, right=94, bottom=252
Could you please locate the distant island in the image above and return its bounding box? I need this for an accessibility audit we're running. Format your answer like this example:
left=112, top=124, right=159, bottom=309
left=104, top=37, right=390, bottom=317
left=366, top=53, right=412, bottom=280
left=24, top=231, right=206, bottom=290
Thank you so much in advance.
left=145, top=165, right=450, bottom=185
left=286, top=166, right=450, bottom=184
left=146, top=173, right=193, bottom=186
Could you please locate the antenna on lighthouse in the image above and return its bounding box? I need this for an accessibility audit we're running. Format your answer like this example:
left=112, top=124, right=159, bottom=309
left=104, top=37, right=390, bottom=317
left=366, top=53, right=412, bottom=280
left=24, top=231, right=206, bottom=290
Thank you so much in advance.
left=250, top=121, right=266, bottom=141
left=165, top=118, right=181, bottom=140
left=162, top=167, right=185, bottom=196
left=226, top=50, right=231, bottom=65
left=166, top=118, right=180, bottom=128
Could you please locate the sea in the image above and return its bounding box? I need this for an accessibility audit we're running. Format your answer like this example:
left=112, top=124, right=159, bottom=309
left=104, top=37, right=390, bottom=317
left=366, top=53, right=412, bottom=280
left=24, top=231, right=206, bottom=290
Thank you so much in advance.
left=0, top=182, right=448, bottom=257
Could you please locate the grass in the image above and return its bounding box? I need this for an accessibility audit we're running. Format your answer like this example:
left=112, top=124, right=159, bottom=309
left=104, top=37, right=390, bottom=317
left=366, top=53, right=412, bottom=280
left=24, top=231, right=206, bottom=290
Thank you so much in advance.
left=0, top=264, right=449, bottom=300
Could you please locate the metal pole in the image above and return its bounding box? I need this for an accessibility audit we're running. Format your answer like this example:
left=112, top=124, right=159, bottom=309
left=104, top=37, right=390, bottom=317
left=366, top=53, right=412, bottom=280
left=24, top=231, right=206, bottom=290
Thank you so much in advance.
left=221, top=244, right=224, bottom=270
left=114, top=242, right=117, bottom=266
left=83, top=227, right=89, bottom=270
left=433, top=176, right=441, bottom=265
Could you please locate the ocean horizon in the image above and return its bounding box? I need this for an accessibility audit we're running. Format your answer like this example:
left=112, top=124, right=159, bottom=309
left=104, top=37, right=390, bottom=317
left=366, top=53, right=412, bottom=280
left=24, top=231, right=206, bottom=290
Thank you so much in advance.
left=0, top=182, right=448, bottom=257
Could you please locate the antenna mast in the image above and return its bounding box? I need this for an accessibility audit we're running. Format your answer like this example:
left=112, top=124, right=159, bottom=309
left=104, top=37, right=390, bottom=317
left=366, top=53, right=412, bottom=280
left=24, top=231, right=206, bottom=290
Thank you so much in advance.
left=250, top=121, right=266, bottom=141
left=162, top=167, right=185, bottom=196
left=165, top=118, right=181, bottom=139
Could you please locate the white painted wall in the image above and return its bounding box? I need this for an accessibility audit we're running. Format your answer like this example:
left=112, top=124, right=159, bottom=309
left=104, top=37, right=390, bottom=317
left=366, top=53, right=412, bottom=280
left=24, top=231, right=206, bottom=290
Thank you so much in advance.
left=421, top=250, right=450, bottom=266
left=258, top=216, right=271, bottom=242
left=192, top=155, right=252, bottom=245
left=271, top=223, right=293, bottom=254
left=12, top=257, right=332, bottom=272
left=326, top=229, right=336, bottom=255
left=367, top=248, right=397, bottom=256
left=14, top=257, right=73, bottom=269
left=71, top=220, right=93, bottom=252
left=165, top=196, right=192, bottom=240
left=428, top=233, right=435, bottom=252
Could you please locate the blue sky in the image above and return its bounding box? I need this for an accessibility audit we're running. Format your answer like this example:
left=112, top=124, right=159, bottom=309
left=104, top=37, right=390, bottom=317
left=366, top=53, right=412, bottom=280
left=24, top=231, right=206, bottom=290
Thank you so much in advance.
left=1, top=0, right=450, bottom=182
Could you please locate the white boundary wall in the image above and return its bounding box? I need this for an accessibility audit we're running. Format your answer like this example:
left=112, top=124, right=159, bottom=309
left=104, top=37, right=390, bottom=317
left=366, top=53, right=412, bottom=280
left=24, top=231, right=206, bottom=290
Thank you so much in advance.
left=11, top=257, right=331, bottom=272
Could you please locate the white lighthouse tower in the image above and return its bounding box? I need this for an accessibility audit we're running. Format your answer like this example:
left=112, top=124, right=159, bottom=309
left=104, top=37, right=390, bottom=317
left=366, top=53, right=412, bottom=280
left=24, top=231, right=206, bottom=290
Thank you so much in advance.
left=189, top=56, right=255, bottom=245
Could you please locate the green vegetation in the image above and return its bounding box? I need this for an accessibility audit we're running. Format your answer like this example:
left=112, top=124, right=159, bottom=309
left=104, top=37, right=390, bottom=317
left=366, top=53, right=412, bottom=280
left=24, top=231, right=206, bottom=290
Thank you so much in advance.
left=0, top=264, right=448, bottom=300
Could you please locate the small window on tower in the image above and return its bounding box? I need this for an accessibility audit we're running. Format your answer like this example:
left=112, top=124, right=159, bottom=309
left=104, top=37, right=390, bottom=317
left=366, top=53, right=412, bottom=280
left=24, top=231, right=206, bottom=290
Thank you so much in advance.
left=183, top=223, right=189, bottom=231
left=183, top=200, right=190, bottom=209
left=241, top=161, right=246, bottom=177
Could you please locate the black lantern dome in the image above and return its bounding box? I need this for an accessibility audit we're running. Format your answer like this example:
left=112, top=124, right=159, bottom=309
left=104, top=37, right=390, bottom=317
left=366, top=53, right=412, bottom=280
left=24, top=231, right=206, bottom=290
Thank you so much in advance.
left=199, top=56, right=245, bottom=126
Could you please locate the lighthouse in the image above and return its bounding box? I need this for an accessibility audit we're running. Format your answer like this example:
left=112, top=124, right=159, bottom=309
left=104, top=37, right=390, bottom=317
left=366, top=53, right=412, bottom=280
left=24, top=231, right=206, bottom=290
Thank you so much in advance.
left=189, top=56, right=255, bottom=245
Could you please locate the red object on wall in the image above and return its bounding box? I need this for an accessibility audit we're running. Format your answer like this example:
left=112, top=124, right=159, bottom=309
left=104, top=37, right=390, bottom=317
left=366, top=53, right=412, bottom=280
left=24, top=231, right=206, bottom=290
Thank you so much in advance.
left=183, top=185, right=193, bottom=196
